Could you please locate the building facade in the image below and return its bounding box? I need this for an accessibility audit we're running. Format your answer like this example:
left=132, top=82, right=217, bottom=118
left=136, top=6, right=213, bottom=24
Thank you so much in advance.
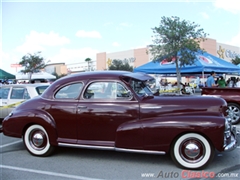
left=96, top=38, right=240, bottom=70
left=45, top=38, right=240, bottom=75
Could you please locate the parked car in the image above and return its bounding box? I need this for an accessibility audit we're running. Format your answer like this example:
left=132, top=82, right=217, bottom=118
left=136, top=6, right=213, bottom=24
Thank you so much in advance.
left=0, top=71, right=238, bottom=169
left=0, top=83, right=49, bottom=119
left=202, top=87, right=240, bottom=124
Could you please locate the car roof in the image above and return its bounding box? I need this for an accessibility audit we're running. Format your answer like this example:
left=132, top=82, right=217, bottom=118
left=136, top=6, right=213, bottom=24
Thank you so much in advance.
left=57, top=71, right=154, bottom=81
left=41, top=71, right=154, bottom=99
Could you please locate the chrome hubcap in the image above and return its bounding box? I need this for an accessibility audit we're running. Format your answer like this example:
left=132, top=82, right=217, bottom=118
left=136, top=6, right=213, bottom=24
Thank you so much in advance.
left=180, top=139, right=204, bottom=163
left=33, top=133, right=44, bottom=147
left=184, top=143, right=200, bottom=158
left=30, top=130, right=47, bottom=150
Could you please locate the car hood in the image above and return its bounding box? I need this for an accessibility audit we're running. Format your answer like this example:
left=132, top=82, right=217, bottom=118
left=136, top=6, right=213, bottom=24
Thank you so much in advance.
left=140, top=94, right=228, bottom=117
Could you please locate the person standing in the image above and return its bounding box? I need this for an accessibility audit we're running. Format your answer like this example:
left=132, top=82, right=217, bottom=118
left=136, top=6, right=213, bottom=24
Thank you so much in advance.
left=235, top=78, right=240, bottom=87
left=206, top=71, right=217, bottom=87
left=217, top=76, right=226, bottom=88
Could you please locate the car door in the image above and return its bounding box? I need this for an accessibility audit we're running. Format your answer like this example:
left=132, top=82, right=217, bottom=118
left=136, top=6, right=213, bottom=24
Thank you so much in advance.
left=77, top=81, right=141, bottom=148
left=47, top=82, right=84, bottom=142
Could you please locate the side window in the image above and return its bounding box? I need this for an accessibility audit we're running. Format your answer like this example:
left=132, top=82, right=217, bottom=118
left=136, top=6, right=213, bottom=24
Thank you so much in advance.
left=55, top=83, right=83, bottom=99
left=10, top=87, right=25, bottom=99
left=84, top=82, right=110, bottom=99
left=83, top=82, right=131, bottom=100
left=112, top=83, right=131, bottom=99
left=0, top=87, right=10, bottom=99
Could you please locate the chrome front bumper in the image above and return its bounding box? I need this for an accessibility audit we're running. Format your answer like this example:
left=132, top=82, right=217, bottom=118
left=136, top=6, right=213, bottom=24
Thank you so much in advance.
left=224, top=126, right=239, bottom=151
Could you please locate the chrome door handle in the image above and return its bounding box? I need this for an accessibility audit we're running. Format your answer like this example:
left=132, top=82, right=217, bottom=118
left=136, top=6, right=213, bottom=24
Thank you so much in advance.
left=78, top=106, right=87, bottom=109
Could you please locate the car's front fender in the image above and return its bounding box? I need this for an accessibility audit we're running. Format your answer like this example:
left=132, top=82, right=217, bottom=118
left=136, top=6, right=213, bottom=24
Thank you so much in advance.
left=142, top=115, right=226, bottom=152
left=115, top=115, right=225, bottom=152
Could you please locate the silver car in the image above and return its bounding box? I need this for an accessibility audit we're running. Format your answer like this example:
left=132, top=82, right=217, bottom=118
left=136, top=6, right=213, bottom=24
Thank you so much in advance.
left=0, top=83, right=49, bottom=119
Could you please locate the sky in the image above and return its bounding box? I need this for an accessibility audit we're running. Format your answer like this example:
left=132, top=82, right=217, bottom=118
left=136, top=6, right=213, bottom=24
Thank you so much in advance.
left=1, top=0, right=240, bottom=74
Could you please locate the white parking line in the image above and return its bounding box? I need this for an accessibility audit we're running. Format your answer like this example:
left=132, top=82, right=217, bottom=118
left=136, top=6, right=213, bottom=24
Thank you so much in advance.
left=0, top=165, right=102, bottom=180
left=0, top=140, right=22, bottom=148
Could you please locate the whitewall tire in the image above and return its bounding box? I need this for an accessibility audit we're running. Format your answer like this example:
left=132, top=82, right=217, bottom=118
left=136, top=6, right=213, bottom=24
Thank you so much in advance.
left=171, top=133, right=214, bottom=169
left=24, top=124, right=54, bottom=156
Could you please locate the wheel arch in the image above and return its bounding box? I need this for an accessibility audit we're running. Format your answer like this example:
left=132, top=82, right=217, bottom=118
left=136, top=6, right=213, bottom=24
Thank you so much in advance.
left=169, top=131, right=215, bottom=154
left=170, top=131, right=215, bottom=169
left=22, top=120, right=58, bottom=146
left=18, top=109, right=58, bottom=146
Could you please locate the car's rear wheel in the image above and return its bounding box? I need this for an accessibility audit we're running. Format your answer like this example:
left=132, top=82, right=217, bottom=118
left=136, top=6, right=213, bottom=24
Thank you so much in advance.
left=170, top=133, right=214, bottom=169
left=23, top=124, right=54, bottom=156
left=227, top=103, right=240, bottom=125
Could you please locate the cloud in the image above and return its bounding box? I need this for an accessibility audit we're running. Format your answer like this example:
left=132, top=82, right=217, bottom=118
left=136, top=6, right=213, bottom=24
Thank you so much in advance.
left=213, top=0, right=240, bottom=14
left=49, top=47, right=99, bottom=64
left=75, top=30, right=102, bottom=38
left=1, top=51, right=24, bottom=74
left=200, top=12, right=209, bottom=19
left=112, top=42, right=120, bottom=47
left=16, top=31, right=70, bottom=54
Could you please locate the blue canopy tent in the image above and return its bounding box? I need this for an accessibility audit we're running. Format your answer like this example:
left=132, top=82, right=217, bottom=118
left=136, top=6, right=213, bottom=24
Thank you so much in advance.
left=134, top=52, right=240, bottom=75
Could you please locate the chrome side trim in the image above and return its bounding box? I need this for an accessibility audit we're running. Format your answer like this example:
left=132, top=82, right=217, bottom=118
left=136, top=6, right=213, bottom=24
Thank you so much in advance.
left=116, top=148, right=166, bottom=155
left=58, top=143, right=166, bottom=155
left=59, top=143, right=115, bottom=150
left=141, top=106, right=162, bottom=109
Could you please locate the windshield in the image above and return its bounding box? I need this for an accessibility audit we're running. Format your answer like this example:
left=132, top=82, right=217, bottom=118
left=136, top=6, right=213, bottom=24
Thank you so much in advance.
left=130, top=79, right=153, bottom=96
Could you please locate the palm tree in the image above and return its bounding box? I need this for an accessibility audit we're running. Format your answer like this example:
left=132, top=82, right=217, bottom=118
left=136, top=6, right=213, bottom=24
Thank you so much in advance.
left=85, top=58, right=92, bottom=71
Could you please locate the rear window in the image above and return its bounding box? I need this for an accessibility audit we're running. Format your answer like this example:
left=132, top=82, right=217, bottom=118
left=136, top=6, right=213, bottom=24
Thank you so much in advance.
left=55, top=83, right=83, bottom=99
left=36, top=86, right=49, bottom=95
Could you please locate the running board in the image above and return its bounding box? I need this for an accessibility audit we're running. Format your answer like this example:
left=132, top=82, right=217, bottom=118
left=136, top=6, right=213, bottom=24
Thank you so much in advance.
left=58, top=143, right=166, bottom=155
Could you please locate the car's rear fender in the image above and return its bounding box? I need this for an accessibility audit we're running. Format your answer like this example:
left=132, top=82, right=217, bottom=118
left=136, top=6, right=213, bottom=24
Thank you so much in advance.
left=3, top=109, right=58, bottom=146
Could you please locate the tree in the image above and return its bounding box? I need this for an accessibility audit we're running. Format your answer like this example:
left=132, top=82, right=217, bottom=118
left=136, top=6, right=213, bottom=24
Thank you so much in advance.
left=231, top=56, right=240, bottom=65
left=148, top=16, right=209, bottom=91
left=19, top=51, right=49, bottom=82
left=108, top=59, right=133, bottom=72
left=85, top=58, right=92, bottom=71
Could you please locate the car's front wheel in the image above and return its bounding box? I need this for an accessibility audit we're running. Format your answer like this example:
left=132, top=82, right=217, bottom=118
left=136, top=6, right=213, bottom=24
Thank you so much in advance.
left=171, top=133, right=214, bottom=169
left=23, top=124, right=54, bottom=156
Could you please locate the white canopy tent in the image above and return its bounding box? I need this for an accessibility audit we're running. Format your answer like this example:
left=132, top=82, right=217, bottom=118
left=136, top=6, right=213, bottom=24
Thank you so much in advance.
left=15, top=71, right=56, bottom=81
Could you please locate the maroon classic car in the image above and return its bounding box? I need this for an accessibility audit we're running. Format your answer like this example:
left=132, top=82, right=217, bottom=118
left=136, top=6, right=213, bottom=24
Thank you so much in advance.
left=0, top=71, right=238, bottom=169
left=202, top=87, right=240, bottom=124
